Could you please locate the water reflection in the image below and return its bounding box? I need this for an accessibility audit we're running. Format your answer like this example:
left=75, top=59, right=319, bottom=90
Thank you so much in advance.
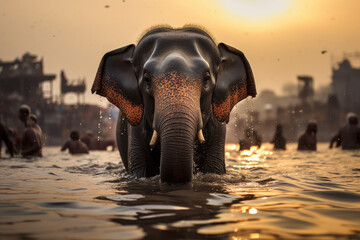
left=0, top=144, right=360, bottom=239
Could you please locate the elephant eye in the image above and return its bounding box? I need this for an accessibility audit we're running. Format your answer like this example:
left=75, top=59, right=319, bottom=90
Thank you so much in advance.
left=143, top=73, right=151, bottom=85
left=144, top=77, right=151, bottom=84
left=203, top=72, right=211, bottom=84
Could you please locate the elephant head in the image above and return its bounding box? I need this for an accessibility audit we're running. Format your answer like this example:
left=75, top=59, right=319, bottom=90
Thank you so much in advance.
left=92, top=27, right=256, bottom=183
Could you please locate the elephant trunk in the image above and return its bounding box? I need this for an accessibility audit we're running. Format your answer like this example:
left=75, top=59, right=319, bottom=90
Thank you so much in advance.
left=152, top=71, right=203, bottom=184
left=158, top=107, right=198, bottom=184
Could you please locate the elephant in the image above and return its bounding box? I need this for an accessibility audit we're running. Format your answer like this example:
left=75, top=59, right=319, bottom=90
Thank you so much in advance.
left=91, top=27, right=256, bottom=184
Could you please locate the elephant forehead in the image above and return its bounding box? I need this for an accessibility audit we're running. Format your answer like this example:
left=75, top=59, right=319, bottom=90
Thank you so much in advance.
left=152, top=37, right=217, bottom=60
left=143, top=53, right=210, bottom=78
left=134, top=32, right=220, bottom=69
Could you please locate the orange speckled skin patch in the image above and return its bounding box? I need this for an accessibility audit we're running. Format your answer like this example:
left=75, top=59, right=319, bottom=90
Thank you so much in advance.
left=153, top=71, right=202, bottom=121
left=212, top=84, right=248, bottom=123
left=97, top=75, right=143, bottom=126
left=91, top=44, right=144, bottom=126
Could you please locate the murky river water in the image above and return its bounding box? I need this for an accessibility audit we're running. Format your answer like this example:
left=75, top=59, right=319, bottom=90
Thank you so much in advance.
left=1, top=143, right=360, bottom=240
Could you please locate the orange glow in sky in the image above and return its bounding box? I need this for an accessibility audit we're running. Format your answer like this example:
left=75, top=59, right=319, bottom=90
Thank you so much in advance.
left=0, top=0, right=359, bottom=105
left=220, top=0, right=291, bottom=21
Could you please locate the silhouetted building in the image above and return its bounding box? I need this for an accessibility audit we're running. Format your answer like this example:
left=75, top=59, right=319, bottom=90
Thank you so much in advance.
left=0, top=53, right=56, bottom=103
left=332, top=59, right=360, bottom=116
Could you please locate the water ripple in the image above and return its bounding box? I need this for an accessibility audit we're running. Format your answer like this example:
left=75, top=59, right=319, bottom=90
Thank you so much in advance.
left=0, top=144, right=359, bottom=239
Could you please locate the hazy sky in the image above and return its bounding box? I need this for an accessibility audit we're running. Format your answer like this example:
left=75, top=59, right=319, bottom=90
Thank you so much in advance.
left=1, top=0, right=359, bottom=104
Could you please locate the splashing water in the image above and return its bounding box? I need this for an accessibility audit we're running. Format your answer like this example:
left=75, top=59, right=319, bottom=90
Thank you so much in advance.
left=98, top=96, right=103, bottom=141
left=108, top=105, right=113, bottom=130
left=245, top=98, right=251, bottom=130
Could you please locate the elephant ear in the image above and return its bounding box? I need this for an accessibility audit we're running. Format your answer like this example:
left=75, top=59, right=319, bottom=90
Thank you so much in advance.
left=212, top=43, right=257, bottom=123
left=91, top=44, right=143, bottom=126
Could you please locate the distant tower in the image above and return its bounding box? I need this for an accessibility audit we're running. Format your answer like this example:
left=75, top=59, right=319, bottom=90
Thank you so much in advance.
left=297, top=75, right=314, bottom=103
left=60, top=70, right=86, bottom=104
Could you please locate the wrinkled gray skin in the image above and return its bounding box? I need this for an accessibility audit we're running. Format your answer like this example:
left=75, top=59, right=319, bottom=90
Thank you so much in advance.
left=92, top=27, right=256, bottom=184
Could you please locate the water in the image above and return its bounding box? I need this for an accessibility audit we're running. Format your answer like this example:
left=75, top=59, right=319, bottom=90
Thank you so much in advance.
left=1, top=143, right=360, bottom=240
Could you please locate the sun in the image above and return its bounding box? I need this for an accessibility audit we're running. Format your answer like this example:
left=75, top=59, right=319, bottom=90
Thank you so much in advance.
left=220, top=0, right=291, bottom=21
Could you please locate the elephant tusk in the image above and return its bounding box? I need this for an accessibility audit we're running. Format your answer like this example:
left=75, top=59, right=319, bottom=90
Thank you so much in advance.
left=197, top=129, right=205, bottom=144
left=149, top=130, right=159, bottom=147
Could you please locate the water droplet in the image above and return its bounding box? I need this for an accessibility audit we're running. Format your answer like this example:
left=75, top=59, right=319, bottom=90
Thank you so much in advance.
left=97, top=105, right=103, bottom=141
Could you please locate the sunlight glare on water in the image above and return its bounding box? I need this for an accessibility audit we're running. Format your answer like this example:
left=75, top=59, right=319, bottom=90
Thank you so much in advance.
left=0, top=143, right=360, bottom=239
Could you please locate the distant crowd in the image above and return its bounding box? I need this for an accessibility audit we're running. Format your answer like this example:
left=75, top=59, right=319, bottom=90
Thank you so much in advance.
left=0, top=105, right=115, bottom=158
left=1, top=106, right=360, bottom=159
left=239, top=112, right=360, bottom=151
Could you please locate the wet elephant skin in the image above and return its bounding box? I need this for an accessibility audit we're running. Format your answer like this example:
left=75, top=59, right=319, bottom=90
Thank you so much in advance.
left=92, top=27, right=256, bottom=184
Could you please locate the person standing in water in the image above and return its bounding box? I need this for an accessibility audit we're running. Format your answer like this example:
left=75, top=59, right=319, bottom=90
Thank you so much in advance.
left=96, top=137, right=116, bottom=151
left=61, top=130, right=89, bottom=154
left=297, top=120, right=317, bottom=151
left=80, top=131, right=98, bottom=150
left=271, top=124, right=286, bottom=150
left=330, top=112, right=360, bottom=150
left=18, top=105, right=43, bottom=157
